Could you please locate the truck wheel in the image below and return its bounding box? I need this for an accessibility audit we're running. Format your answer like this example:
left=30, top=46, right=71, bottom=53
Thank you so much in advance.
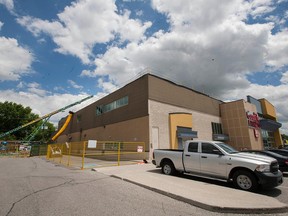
left=161, top=161, right=176, bottom=175
left=232, top=170, right=258, bottom=192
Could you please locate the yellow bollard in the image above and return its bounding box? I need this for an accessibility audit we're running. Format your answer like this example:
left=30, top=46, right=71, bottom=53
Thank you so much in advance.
left=67, top=142, right=71, bottom=167
left=81, top=141, right=86, bottom=170
left=117, top=142, right=120, bottom=166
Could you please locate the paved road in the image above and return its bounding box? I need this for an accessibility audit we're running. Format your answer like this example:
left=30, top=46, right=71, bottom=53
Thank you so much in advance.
left=0, top=157, right=287, bottom=216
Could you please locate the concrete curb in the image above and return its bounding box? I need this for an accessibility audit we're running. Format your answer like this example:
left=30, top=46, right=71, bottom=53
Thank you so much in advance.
left=91, top=164, right=288, bottom=214
left=109, top=174, right=288, bottom=214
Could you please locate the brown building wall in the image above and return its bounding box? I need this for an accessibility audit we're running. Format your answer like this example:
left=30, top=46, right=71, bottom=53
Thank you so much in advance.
left=57, top=116, right=150, bottom=151
left=61, top=75, right=149, bottom=136
left=220, top=100, right=263, bottom=150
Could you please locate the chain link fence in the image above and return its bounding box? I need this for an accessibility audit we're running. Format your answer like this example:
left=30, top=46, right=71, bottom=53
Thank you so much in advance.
left=46, top=141, right=146, bottom=169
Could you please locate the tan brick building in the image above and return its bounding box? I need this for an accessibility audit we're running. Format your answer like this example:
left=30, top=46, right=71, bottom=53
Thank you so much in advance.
left=56, top=74, right=282, bottom=159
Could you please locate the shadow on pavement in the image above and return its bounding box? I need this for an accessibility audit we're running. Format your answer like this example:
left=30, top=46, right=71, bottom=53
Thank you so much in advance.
left=148, top=168, right=283, bottom=197
left=259, top=188, right=282, bottom=198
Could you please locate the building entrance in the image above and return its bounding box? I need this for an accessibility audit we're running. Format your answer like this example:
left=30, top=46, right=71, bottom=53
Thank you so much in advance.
left=262, top=130, right=275, bottom=149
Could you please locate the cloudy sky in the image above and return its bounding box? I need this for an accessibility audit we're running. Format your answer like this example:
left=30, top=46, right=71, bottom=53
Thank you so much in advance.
left=0, top=0, right=287, bottom=134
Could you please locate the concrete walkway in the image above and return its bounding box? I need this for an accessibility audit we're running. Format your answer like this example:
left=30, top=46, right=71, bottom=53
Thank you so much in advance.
left=92, top=163, right=288, bottom=214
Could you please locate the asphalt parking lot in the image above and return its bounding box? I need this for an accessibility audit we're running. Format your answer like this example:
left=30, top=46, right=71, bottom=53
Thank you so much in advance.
left=1, top=158, right=287, bottom=215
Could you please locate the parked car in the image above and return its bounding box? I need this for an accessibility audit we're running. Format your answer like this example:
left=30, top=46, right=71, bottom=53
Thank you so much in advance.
left=268, top=149, right=288, bottom=157
left=152, top=140, right=283, bottom=192
left=241, top=150, right=288, bottom=172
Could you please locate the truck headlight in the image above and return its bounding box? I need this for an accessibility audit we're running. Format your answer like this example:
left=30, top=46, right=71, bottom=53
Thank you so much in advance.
left=255, top=164, right=270, bottom=173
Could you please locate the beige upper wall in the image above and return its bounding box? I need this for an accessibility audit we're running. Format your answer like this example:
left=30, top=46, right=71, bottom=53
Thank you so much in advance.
left=149, top=100, right=222, bottom=149
left=148, top=75, right=222, bottom=117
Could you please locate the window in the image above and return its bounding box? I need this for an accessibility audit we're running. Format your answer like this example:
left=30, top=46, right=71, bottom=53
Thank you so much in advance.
left=188, top=142, right=198, bottom=152
left=262, top=129, right=275, bottom=149
left=96, top=105, right=103, bottom=115
left=77, top=114, right=81, bottom=123
left=201, top=143, right=219, bottom=154
left=96, top=96, right=128, bottom=116
left=211, top=122, right=223, bottom=134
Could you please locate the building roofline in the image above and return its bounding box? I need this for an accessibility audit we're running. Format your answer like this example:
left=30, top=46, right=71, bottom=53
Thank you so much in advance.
left=126, top=72, right=223, bottom=103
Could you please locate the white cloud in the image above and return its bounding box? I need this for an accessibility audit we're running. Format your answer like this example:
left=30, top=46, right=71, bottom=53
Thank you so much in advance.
left=68, top=80, right=83, bottom=89
left=83, top=0, right=288, bottom=133
left=136, top=10, right=144, bottom=17
left=152, top=0, right=241, bottom=32
left=0, top=90, right=98, bottom=126
left=0, top=21, right=3, bottom=30
left=116, top=10, right=152, bottom=42
left=0, top=37, right=34, bottom=81
left=249, top=0, right=276, bottom=18
left=4, top=0, right=287, bottom=134
left=17, top=0, right=151, bottom=64
left=97, top=78, right=118, bottom=94
left=80, top=69, right=93, bottom=77
left=280, top=71, right=288, bottom=84
left=265, top=14, right=286, bottom=27
left=16, top=81, right=49, bottom=97
left=88, top=19, right=273, bottom=96
left=0, top=0, right=14, bottom=11
left=266, top=28, right=288, bottom=68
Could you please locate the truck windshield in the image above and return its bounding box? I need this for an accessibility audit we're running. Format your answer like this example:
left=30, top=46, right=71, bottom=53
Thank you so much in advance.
left=216, top=143, right=239, bottom=154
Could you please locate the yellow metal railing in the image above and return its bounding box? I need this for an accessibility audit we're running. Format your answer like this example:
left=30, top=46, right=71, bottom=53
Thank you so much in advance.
left=46, top=141, right=146, bottom=169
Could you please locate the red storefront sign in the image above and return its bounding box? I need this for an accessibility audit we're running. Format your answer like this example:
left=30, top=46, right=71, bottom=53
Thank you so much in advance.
left=246, top=111, right=260, bottom=129
left=253, top=128, right=259, bottom=138
left=246, top=111, right=260, bottom=138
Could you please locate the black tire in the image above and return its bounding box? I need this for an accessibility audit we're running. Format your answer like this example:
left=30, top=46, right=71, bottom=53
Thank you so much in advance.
left=232, top=170, right=258, bottom=192
left=161, top=161, right=176, bottom=175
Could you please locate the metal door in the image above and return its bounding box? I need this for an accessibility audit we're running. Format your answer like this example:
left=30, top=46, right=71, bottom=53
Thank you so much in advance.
left=150, top=127, right=159, bottom=159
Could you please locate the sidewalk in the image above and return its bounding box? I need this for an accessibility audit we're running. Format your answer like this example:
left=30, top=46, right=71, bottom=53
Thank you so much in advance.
left=92, top=163, right=288, bottom=214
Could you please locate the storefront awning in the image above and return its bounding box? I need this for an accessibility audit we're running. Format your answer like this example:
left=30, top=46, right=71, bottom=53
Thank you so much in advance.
left=260, top=119, right=282, bottom=132
left=213, top=134, right=229, bottom=141
left=177, top=127, right=198, bottom=139
left=177, top=132, right=198, bottom=139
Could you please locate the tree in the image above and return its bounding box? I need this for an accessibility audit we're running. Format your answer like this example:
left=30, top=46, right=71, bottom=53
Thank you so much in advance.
left=282, top=134, right=288, bottom=144
left=0, top=101, right=55, bottom=142
left=33, top=121, right=56, bottom=143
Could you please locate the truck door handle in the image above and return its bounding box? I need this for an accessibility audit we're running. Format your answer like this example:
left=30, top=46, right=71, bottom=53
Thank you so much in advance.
left=201, top=156, right=207, bottom=158
left=185, top=155, right=190, bottom=157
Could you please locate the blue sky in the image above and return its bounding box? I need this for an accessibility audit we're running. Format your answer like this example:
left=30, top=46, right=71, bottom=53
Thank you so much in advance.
left=0, top=0, right=288, bottom=134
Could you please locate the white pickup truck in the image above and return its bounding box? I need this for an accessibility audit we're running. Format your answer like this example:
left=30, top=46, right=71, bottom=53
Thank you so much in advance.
left=152, top=140, right=283, bottom=191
